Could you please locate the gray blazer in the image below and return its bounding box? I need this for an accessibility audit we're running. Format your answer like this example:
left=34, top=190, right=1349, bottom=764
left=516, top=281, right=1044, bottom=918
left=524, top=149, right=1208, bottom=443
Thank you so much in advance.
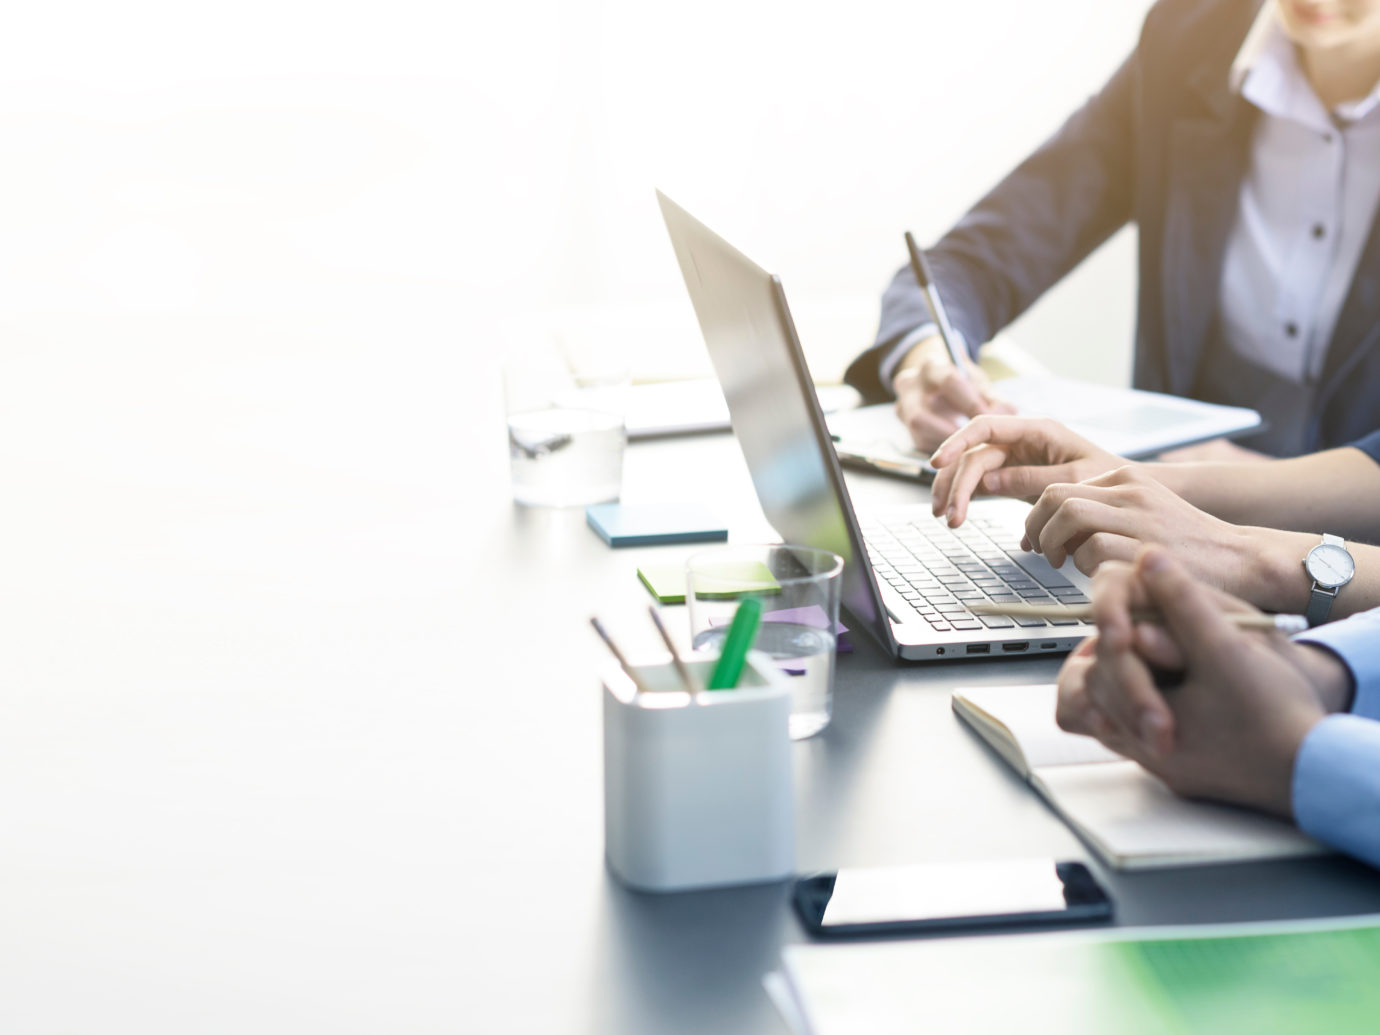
left=845, top=0, right=1380, bottom=456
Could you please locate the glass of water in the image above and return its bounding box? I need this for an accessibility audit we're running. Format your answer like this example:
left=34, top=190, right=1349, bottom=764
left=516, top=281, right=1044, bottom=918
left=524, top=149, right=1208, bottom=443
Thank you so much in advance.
left=503, top=336, right=627, bottom=507
left=686, top=544, right=844, bottom=740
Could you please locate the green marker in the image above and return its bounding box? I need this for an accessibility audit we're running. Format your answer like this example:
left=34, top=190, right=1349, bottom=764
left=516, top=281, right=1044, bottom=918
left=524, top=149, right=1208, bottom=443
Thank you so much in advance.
left=707, top=596, right=763, bottom=690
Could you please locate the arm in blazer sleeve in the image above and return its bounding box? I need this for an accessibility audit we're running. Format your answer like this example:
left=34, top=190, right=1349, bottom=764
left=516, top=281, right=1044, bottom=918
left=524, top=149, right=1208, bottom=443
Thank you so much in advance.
left=846, top=42, right=1143, bottom=402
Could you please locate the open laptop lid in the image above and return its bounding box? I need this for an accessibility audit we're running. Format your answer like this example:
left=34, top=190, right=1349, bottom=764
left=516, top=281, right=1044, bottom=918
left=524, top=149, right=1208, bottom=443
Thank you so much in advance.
left=656, top=191, right=899, bottom=655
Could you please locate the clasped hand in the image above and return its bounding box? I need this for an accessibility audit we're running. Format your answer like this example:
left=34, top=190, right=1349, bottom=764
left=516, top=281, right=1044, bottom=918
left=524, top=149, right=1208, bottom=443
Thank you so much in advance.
left=1055, top=547, right=1348, bottom=818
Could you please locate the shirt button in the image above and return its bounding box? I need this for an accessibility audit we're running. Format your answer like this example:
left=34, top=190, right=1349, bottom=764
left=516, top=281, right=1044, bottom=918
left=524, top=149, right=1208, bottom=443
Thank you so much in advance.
left=1285, top=322, right=1299, bottom=338
left=1323, top=131, right=1335, bottom=143
left=1313, top=223, right=1327, bottom=239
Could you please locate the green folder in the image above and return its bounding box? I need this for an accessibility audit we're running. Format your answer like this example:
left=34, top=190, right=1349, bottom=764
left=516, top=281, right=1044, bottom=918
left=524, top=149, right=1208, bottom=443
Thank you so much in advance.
left=782, top=916, right=1380, bottom=1034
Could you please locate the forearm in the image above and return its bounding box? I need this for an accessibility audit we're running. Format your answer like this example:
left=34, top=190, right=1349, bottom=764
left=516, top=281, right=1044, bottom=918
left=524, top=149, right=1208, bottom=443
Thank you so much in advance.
left=1232, top=527, right=1380, bottom=620
left=1147, top=448, right=1380, bottom=539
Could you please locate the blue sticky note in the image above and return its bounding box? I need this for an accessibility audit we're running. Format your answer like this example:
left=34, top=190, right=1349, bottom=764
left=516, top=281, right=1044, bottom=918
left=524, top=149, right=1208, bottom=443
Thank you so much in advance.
left=586, top=503, right=729, bottom=548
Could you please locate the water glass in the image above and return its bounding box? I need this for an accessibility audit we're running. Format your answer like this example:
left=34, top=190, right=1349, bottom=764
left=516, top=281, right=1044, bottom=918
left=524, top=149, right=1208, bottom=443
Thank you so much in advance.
left=503, top=337, right=627, bottom=507
left=686, top=544, right=844, bottom=740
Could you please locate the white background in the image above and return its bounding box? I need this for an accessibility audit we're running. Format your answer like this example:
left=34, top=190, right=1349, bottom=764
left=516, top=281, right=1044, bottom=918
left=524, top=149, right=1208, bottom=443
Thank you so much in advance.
left=1, top=0, right=1156, bottom=393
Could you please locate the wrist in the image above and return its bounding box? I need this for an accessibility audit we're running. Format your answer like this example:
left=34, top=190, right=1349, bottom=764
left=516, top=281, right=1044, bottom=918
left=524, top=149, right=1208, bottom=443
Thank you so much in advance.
left=1233, top=527, right=1315, bottom=613
left=895, top=335, right=944, bottom=375
left=1287, top=643, right=1356, bottom=714
left=1267, top=706, right=1324, bottom=820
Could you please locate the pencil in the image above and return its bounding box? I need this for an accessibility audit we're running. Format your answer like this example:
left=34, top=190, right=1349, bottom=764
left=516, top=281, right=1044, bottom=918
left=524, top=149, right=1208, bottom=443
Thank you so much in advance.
left=647, top=605, right=699, bottom=695
left=967, top=602, right=1308, bottom=634
left=589, top=616, right=654, bottom=694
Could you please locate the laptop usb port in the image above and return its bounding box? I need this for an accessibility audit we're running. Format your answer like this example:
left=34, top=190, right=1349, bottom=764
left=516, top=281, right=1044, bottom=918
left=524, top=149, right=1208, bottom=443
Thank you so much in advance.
left=966, top=644, right=991, bottom=655
left=1001, top=642, right=1029, bottom=652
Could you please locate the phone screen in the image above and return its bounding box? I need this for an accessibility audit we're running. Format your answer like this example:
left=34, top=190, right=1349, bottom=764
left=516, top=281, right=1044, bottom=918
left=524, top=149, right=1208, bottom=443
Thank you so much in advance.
left=794, top=859, right=1111, bottom=935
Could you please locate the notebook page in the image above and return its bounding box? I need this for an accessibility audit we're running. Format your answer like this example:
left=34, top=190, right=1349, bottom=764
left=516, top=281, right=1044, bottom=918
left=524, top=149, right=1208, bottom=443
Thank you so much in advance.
left=956, top=685, right=1123, bottom=769
left=989, top=376, right=1260, bottom=458
left=1039, top=762, right=1323, bottom=867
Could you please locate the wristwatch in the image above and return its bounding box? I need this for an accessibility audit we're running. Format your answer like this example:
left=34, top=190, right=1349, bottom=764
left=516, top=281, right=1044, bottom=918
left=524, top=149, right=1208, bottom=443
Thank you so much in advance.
left=1304, top=534, right=1355, bottom=627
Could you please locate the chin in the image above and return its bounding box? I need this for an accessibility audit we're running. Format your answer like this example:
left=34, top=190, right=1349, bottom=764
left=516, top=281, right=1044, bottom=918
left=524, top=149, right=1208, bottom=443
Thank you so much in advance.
left=1281, top=17, right=1356, bottom=50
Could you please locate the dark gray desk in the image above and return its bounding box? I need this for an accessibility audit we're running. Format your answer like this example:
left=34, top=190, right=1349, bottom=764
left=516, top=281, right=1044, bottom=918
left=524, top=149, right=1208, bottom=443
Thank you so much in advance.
left=494, top=431, right=1380, bottom=1035
left=13, top=341, right=1369, bottom=1032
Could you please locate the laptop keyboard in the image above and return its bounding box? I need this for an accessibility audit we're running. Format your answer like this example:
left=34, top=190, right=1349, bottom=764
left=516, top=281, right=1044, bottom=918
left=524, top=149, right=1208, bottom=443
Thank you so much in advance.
left=861, top=512, right=1090, bottom=633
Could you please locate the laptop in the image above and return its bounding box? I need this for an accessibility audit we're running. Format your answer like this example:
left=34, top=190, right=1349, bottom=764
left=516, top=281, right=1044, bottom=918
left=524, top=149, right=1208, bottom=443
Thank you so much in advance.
left=656, top=191, right=1094, bottom=660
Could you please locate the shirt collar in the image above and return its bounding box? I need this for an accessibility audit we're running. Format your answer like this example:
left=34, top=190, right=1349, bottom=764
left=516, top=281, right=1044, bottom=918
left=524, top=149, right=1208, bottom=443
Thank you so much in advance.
left=1230, top=1, right=1380, bottom=124
left=1229, top=1, right=1281, bottom=93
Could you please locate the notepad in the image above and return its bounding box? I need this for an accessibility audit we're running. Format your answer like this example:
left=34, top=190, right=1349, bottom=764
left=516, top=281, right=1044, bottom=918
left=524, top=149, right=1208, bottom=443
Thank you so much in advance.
left=636, top=561, right=780, bottom=605
left=778, top=915, right=1380, bottom=1035
left=826, top=375, right=1262, bottom=481
left=585, top=502, right=728, bottom=548
left=952, top=684, right=1324, bottom=870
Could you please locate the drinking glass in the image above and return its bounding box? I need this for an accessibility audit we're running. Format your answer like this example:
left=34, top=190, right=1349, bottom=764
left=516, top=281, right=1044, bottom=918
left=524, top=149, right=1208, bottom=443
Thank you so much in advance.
left=686, top=544, right=844, bottom=740
left=503, top=336, right=627, bottom=507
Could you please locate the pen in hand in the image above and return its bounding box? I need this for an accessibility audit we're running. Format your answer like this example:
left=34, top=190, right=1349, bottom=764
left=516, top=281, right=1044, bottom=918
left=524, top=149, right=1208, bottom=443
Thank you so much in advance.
left=905, top=231, right=970, bottom=380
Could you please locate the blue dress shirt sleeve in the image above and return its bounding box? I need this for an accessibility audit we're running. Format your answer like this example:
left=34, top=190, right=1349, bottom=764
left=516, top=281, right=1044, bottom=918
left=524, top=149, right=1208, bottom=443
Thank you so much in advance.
left=1289, top=608, right=1380, bottom=867
left=1295, top=609, right=1380, bottom=721
left=1292, top=715, right=1380, bottom=869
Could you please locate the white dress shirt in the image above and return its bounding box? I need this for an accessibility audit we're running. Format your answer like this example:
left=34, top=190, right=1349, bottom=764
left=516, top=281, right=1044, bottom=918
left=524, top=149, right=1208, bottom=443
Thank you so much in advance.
left=1219, top=5, right=1380, bottom=385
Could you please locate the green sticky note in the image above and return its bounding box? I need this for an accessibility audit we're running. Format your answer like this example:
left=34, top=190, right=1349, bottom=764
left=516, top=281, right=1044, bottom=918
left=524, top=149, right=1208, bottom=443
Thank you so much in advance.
left=636, top=561, right=780, bottom=604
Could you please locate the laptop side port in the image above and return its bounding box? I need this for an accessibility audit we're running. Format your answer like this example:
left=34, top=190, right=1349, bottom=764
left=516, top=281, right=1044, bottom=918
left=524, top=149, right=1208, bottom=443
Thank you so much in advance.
left=1001, top=642, right=1029, bottom=652
left=1040, top=641, right=1058, bottom=649
left=966, top=644, right=991, bottom=655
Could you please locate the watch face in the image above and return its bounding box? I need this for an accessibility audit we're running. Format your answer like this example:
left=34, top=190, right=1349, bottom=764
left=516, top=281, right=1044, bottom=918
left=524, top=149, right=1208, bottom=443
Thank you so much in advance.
left=1307, top=543, right=1355, bottom=588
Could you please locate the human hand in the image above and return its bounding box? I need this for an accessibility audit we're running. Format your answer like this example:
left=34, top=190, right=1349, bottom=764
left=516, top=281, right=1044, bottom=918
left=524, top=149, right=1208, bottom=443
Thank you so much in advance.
left=1021, top=464, right=1256, bottom=589
left=928, top=415, right=1124, bottom=527
left=892, top=335, right=1015, bottom=452
left=1055, top=548, right=1333, bottom=818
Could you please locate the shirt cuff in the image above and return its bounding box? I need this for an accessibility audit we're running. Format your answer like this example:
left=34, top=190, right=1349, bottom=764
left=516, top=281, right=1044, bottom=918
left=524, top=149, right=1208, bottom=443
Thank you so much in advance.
left=1294, top=608, right=1380, bottom=721
left=878, top=325, right=971, bottom=396
left=878, top=325, right=938, bottom=395
left=1291, top=714, right=1380, bottom=869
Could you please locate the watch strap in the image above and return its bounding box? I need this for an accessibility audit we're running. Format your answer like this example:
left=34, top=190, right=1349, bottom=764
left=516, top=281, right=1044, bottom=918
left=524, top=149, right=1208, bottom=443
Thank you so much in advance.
left=1306, top=583, right=1338, bottom=627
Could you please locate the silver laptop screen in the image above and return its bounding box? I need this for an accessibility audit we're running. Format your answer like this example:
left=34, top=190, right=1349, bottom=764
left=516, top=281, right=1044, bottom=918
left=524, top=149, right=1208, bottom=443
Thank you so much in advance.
left=657, top=192, right=888, bottom=646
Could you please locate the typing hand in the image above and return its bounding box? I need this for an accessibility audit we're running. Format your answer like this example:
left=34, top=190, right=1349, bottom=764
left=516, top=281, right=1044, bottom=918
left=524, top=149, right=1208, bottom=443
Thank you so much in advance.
left=928, top=415, right=1123, bottom=527
left=892, top=336, right=1015, bottom=452
left=1020, top=463, right=1251, bottom=581
left=1055, top=547, right=1332, bottom=818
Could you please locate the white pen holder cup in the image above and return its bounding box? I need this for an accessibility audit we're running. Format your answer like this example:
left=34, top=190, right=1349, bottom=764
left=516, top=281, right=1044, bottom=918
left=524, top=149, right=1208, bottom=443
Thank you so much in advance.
left=602, top=652, right=795, bottom=892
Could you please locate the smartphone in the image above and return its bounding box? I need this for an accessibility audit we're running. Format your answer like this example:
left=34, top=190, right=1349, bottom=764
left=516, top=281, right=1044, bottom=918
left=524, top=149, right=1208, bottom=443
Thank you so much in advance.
left=792, top=858, right=1113, bottom=937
